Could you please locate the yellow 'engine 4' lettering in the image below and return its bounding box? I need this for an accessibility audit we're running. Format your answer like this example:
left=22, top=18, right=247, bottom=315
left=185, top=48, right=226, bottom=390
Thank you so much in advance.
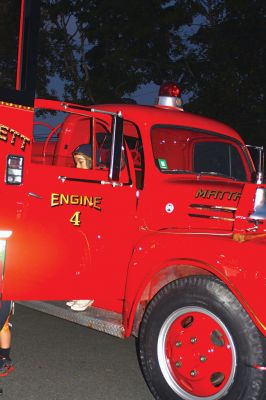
left=70, top=211, right=81, bottom=226
left=51, top=193, right=102, bottom=211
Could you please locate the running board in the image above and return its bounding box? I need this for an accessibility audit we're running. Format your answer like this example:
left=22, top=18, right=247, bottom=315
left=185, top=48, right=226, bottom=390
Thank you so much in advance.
left=16, top=301, right=125, bottom=339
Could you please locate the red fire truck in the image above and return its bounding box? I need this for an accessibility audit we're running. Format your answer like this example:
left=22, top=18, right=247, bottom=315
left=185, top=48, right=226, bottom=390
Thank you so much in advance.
left=1, top=1, right=266, bottom=399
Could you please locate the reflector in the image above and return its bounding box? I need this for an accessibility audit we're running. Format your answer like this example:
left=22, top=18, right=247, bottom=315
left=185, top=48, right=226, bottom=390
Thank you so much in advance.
left=6, top=155, right=24, bottom=185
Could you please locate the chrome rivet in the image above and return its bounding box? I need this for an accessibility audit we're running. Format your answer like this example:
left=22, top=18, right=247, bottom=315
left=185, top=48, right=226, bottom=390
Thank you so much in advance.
left=175, top=341, right=182, bottom=347
left=190, top=337, right=197, bottom=344
left=200, top=355, right=207, bottom=362
left=190, top=370, right=198, bottom=377
left=175, top=361, right=182, bottom=368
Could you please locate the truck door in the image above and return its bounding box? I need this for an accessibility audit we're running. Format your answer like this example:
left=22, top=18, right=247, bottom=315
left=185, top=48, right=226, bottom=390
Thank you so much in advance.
left=2, top=106, right=138, bottom=313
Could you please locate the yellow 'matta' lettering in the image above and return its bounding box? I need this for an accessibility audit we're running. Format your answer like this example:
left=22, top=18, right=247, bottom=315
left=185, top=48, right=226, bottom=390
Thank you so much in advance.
left=51, top=193, right=102, bottom=211
left=195, top=188, right=241, bottom=201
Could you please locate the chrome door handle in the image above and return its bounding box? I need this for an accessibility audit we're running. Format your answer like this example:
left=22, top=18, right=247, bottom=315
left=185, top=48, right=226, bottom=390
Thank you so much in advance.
left=28, top=192, right=43, bottom=199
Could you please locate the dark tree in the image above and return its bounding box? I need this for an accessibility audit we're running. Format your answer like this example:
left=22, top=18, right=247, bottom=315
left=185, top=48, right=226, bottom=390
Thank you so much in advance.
left=1, top=1, right=265, bottom=146
left=36, top=0, right=194, bottom=104
left=0, top=0, right=20, bottom=90
left=181, top=0, right=266, bottom=144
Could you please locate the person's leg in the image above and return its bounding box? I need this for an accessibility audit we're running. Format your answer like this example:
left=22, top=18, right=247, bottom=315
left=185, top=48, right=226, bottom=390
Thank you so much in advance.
left=0, top=321, right=11, bottom=357
left=0, top=301, right=13, bottom=375
left=0, top=322, right=13, bottom=375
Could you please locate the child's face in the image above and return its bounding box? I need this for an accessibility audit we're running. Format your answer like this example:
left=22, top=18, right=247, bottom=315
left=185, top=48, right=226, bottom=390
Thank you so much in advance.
left=74, top=153, right=92, bottom=169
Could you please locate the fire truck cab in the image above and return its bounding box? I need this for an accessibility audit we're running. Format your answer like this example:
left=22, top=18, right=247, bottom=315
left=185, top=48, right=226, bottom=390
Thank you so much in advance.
left=1, top=2, right=266, bottom=400
left=1, top=85, right=266, bottom=400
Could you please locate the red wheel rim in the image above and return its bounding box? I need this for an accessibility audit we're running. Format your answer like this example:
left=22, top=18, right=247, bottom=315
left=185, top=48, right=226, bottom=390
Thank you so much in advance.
left=157, top=306, right=236, bottom=400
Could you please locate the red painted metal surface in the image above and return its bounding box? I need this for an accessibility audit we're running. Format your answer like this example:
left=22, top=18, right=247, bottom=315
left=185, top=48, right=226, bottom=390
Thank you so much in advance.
left=0, top=96, right=266, bottom=338
left=1, top=4, right=266, bottom=398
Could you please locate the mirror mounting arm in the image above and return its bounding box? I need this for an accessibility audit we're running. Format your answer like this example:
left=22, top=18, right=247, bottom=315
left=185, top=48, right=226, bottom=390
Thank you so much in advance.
left=109, top=113, right=124, bottom=182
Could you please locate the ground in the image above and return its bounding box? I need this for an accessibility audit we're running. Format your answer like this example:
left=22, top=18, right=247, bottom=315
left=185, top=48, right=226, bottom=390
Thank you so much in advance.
left=1, top=304, right=153, bottom=400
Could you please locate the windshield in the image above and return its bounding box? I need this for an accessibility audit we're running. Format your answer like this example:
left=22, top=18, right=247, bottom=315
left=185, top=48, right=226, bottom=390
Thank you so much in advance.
left=151, top=126, right=249, bottom=181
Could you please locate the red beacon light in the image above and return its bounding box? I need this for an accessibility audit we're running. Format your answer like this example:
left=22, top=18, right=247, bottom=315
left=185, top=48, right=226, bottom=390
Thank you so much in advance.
left=156, top=82, right=183, bottom=111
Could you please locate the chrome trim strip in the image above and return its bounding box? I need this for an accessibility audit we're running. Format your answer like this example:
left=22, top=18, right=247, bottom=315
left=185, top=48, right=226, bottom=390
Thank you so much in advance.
left=58, top=176, right=130, bottom=186
left=28, top=192, right=42, bottom=199
left=190, top=203, right=237, bottom=212
left=159, top=230, right=232, bottom=236
left=188, top=213, right=235, bottom=222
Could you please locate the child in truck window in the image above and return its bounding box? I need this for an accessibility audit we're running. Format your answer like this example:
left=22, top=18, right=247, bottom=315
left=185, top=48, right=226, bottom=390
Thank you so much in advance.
left=72, top=144, right=93, bottom=170
left=65, top=144, right=94, bottom=312
left=0, top=301, right=14, bottom=376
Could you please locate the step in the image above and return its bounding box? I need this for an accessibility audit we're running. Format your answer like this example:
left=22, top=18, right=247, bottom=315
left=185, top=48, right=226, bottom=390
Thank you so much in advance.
left=16, top=301, right=125, bottom=338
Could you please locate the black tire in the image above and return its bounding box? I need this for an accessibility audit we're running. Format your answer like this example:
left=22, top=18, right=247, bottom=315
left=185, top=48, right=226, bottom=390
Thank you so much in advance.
left=137, top=276, right=266, bottom=400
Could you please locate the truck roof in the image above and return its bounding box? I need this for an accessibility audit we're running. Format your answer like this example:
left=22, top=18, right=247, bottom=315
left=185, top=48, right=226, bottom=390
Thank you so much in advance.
left=91, top=103, right=244, bottom=144
left=34, top=98, right=244, bottom=145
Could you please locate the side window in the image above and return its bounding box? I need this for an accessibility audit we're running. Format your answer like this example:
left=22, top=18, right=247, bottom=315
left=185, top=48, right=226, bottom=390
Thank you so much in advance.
left=32, top=111, right=92, bottom=169
left=151, top=125, right=250, bottom=182
left=124, top=121, right=144, bottom=189
left=193, top=142, right=247, bottom=181
left=95, top=122, right=112, bottom=170
left=151, top=127, right=190, bottom=171
left=96, top=119, right=144, bottom=188
left=32, top=111, right=66, bottom=166
left=32, top=109, right=132, bottom=184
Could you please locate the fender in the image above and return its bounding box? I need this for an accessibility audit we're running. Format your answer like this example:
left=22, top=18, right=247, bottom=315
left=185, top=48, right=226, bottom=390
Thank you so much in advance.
left=123, top=229, right=266, bottom=337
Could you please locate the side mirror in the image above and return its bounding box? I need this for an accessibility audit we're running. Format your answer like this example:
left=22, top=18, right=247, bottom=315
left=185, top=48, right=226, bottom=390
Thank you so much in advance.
left=246, top=145, right=264, bottom=184
left=109, top=114, right=123, bottom=181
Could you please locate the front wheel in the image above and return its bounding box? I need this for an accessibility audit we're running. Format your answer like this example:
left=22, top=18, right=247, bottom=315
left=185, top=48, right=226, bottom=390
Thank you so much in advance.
left=137, top=276, right=266, bottom=400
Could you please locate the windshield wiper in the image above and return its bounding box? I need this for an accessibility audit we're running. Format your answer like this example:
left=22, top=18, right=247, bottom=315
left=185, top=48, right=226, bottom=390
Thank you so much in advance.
left=198, top=171, right=237, bottom=181
left=161, top=169, right=192, bottom=174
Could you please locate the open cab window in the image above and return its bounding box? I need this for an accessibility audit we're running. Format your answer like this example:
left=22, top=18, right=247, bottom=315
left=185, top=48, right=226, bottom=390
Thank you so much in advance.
left=32, top=108, right=134, bottom=184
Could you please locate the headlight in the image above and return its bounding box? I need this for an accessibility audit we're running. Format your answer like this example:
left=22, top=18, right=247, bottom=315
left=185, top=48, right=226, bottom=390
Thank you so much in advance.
left=249, top=188, right=266, bottom=220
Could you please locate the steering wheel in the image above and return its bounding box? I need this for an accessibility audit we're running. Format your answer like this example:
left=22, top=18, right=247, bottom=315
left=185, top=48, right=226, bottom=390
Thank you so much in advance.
left=42, top=123, right=63, bottom=158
